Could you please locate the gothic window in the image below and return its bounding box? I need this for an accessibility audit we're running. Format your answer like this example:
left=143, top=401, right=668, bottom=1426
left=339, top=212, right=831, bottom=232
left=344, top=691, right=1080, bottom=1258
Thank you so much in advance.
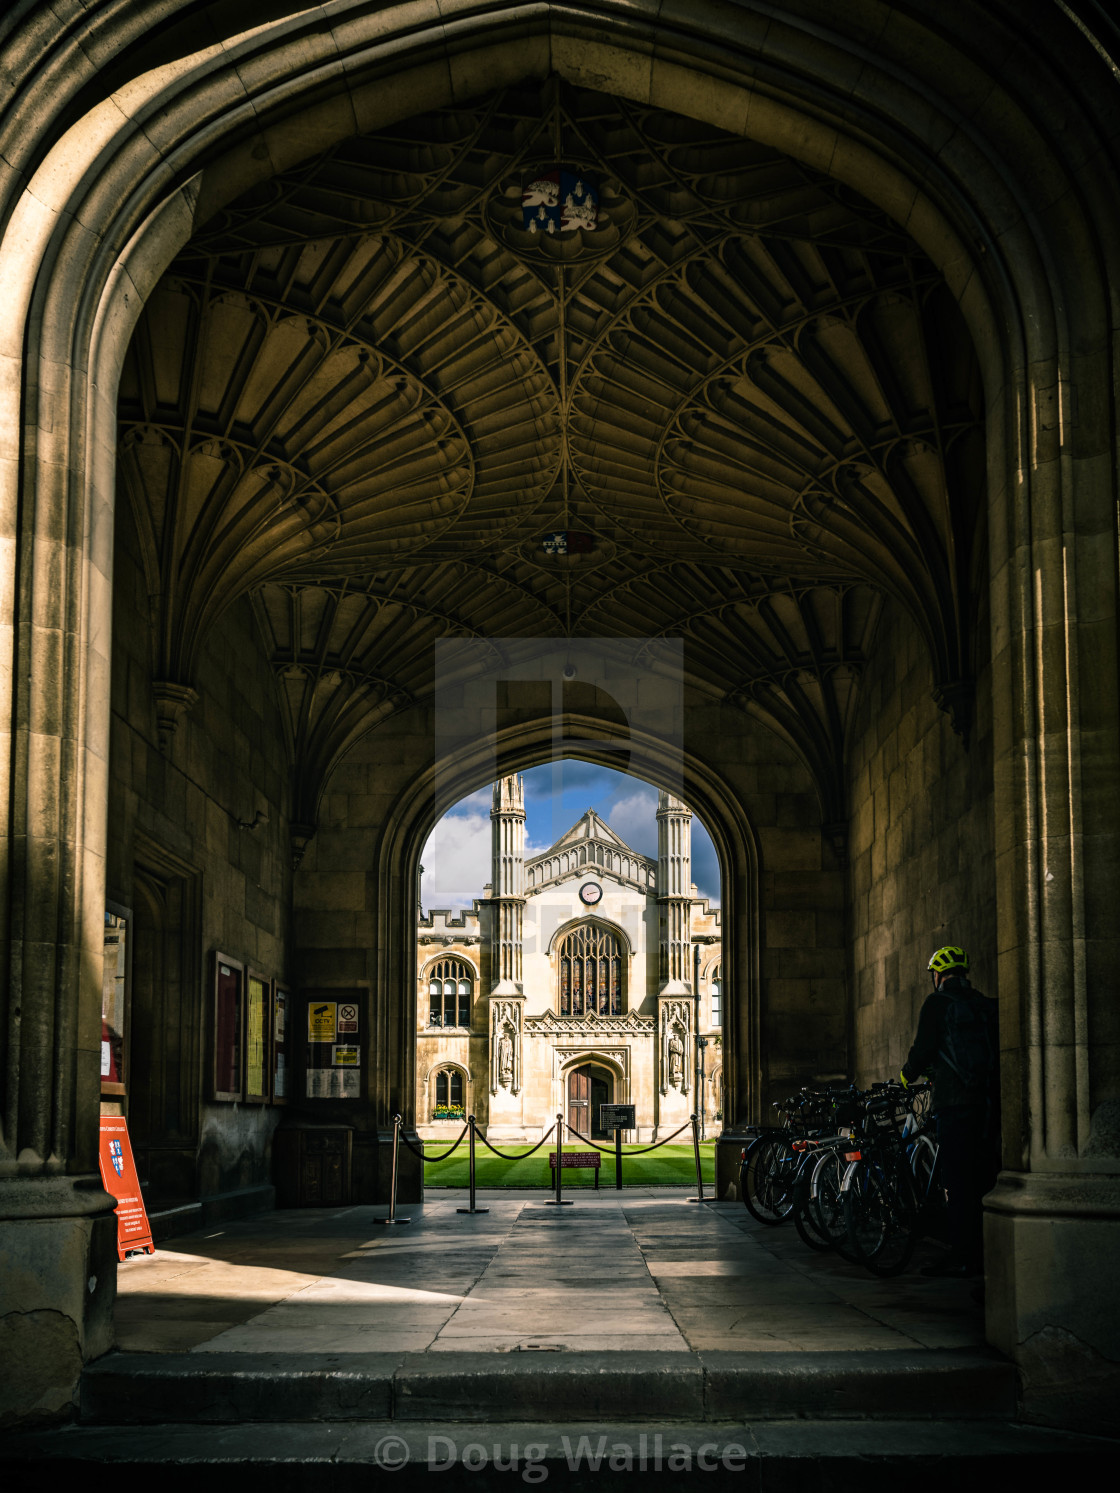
left=428, top=958, right=472, bottom=1028
left=434, top=1068, right=464, bottom=1116
left=711, top=967, right=722, bottom=1028
left=558, top=924, right=623, bottom=1016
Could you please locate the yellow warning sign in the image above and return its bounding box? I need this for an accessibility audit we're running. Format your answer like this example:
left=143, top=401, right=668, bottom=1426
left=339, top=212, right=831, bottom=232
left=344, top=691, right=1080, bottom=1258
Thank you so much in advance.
left=307, top=1002, right=336, bottom=1042
left=333, top=1045, right=359, bottom=1067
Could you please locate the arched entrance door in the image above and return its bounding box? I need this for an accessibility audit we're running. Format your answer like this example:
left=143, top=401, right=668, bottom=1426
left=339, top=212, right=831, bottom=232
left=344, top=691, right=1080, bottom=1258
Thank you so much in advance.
left=567, top=1063, right=613, bottom=1140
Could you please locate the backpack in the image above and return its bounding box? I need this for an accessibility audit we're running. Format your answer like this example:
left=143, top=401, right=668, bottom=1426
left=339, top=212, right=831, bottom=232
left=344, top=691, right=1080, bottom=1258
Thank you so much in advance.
left=939, top=985, right=997, bottom=1092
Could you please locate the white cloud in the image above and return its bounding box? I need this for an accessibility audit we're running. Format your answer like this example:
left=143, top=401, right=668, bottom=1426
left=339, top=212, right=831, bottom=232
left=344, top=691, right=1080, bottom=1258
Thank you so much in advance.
left=421, top=811, right=490, bottom=910
left=605, top=785, right=659, bottom=856
left=450, top=785, right=492, bottom=813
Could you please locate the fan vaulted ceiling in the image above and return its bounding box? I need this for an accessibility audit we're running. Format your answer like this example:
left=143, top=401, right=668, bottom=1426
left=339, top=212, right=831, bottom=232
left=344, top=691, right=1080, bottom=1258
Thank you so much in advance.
left=117, top=82, right=984, bottom=837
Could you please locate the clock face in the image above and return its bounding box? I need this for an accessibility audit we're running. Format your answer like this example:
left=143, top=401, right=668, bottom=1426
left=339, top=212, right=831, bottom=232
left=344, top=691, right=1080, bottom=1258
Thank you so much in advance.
left=579, top=881, right=603, bottom=906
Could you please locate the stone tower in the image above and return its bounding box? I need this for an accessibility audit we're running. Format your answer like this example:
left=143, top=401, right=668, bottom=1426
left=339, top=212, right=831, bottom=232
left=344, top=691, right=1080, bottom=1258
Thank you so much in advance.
left=656, top=789, right=693, bottom=996
left=488, top=774, right=526, bottom=1130
left=657, top=789, right=694, bottom=1113
left=490, top=773, right=525, bottom=996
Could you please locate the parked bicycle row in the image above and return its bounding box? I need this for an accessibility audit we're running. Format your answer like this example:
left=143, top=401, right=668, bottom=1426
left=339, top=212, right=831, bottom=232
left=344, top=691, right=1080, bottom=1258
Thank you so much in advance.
left=738, top=1079, right=946, bottom=1276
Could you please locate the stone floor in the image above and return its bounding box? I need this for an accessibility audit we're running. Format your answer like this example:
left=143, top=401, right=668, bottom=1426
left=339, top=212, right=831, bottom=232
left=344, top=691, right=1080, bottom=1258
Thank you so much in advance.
left=115, top=1189, right=985, bottom=1355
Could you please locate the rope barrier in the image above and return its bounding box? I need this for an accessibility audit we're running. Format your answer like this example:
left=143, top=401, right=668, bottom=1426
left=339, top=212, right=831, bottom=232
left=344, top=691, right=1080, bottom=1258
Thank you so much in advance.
left=563, top=1116, right=695, bottom=1155
left=398, top=1123, right=469, bottom=1162
left=397, top=1112, right=709, bottom=1209
left=475, top=1123, right=558, bottom=1161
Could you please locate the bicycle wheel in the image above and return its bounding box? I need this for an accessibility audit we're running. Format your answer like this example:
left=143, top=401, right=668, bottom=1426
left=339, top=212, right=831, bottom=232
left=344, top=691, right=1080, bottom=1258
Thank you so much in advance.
left=913, top=1134, right=949, bottom=1230
left=792, top=1158, right=832, bottom=1250
left=808, top=1147, right=853, bottom=1256
left=740, top=1134, right=796, bottom=1224
left=843, top=1159, right=918, bottom=1276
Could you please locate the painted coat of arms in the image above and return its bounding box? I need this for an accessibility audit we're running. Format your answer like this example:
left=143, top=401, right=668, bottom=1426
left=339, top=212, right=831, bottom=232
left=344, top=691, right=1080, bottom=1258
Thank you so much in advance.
left=522, top=170, right=598, bottom=234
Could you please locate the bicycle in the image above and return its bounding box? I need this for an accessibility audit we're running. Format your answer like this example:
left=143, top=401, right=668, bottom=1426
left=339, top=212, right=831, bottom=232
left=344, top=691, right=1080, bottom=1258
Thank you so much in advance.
left=840, top=1085, right=925, bottom=1276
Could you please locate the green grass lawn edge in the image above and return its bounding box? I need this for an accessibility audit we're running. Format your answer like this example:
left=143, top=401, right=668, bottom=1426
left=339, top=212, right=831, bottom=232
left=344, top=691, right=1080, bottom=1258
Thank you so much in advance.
left=422, top=1139, right=717, bottom=1188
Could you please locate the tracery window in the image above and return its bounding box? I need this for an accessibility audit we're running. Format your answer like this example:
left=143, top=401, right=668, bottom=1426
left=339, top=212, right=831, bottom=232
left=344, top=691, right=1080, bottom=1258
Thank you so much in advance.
left=428, top=958, right=472, bottom=1028
left=434, top=1068, right=464, bottom=1117
left=558, top=924, right=623, bottom=1016
left=711, top=967, right=722, bottom=1028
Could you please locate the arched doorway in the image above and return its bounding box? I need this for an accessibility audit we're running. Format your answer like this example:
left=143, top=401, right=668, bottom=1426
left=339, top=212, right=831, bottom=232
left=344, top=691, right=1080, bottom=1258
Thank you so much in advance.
left=567, top=1063, right=613, bottom=1141
left=4, top=0, right=1116, bottom=1434
left=416, top=761, right=727, bottom=1149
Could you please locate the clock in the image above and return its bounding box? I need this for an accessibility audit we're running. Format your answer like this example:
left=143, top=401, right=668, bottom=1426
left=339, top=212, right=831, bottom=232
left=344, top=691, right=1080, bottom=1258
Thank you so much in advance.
left=579, top=881, right=603, bottom=906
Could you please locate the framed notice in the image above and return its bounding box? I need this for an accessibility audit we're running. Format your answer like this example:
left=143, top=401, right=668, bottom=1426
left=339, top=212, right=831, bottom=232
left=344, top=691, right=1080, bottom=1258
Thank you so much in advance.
left=272, top=983, right=290, bottom=1104
left=245, top=970, right=270, bottom=1103
left=212, top=952, right=244, bottom=1101
left=101, top=902, right=132, bottom=1097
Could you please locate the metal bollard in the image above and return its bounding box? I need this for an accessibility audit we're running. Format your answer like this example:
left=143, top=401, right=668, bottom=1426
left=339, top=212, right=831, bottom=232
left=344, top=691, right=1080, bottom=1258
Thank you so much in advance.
left=544, top=1114, right=573, bottom=1206
left=688, top=1112, right=706, bottom=1203
left=372, top=1113, right=412, bottom=1225
left=457, top=1115, right=489, bottom=1214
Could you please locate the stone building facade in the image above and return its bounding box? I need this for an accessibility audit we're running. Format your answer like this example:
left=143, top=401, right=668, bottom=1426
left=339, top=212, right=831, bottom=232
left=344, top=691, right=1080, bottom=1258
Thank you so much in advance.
left=417, top=779, right=722, bottom=1142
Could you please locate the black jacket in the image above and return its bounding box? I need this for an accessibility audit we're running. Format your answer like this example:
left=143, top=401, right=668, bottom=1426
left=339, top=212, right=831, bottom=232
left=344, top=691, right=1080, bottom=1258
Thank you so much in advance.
left=902, top=975, right=998, bottom=1111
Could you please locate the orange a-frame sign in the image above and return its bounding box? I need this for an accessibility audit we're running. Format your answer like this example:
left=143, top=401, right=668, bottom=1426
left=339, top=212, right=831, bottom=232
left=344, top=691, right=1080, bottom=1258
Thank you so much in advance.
left=98, top=1116, right=154, bottom=1260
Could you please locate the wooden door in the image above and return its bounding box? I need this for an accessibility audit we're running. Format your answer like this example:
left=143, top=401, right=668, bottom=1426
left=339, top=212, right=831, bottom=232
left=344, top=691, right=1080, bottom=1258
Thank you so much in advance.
left=567, top=1066, right=591, bottom=1137
left=590, top=1071, right=610, bottom=1138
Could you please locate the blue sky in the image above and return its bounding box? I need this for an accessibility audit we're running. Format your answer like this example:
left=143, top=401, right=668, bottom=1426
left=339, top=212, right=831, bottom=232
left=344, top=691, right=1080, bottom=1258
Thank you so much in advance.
left=421, top=761, right=720, bottom=911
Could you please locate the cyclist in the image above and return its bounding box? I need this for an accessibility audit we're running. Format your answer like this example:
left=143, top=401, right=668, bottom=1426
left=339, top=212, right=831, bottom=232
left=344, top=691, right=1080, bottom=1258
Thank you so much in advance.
left=901, top=946, right=999, bottom=1278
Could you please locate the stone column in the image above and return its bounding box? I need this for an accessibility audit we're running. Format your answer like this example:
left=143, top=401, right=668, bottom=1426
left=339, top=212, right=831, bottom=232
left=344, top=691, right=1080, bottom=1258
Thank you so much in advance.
left=656, top=791, right=692, bottom=997
left=983, top=350, right=1120, bottom=1431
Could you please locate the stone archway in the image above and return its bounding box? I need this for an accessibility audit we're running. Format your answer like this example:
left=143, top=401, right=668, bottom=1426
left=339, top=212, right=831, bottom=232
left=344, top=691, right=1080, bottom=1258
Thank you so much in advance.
left=1, top=0, right=1118, bottom=1432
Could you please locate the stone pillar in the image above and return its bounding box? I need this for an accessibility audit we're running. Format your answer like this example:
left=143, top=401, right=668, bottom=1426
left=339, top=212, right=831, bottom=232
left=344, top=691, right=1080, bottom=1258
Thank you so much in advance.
left=656, top=791, right=692, bottom=997
left=983, top=350, right=1120, bottom=1433
left=489, top=775, right=525, bottom=997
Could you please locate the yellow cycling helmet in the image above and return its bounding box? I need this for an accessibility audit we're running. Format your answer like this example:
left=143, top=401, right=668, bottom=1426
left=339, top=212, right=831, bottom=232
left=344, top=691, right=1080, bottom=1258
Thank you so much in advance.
left=928, top=945, right=969, bottom=974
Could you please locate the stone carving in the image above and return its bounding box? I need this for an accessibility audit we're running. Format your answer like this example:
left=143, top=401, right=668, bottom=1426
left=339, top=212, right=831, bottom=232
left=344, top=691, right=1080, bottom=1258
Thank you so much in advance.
left=490, top=997, right=524, bottom=1094
left=554, top=1047, right=629, bottom=1083
left=526, top=1009, right=653, bottom=1035
left=668, top=1032, right=684, bottom=1087
left=659, top=998, right=691, bottom=1095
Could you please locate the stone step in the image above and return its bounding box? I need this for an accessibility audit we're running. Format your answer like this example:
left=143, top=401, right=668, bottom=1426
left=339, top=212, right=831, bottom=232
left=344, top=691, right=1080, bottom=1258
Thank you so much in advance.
left=78, top=1348, right=1019, bottom=1426
left=2, top=1417, right=1111, bottom=1485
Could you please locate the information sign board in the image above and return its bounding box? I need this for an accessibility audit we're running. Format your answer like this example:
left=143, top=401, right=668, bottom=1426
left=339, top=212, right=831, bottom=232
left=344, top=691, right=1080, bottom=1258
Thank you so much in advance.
left=600, top=1103, right=636, bottom=1131
left=98, top=1116, right=154, bottom=1260
left=307, top=1001, right=336, bottom=1042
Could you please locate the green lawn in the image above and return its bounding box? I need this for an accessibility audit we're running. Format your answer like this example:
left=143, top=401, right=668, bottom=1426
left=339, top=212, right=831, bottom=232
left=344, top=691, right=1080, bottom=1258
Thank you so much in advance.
left=423, top=1139, right=716, bottom=1188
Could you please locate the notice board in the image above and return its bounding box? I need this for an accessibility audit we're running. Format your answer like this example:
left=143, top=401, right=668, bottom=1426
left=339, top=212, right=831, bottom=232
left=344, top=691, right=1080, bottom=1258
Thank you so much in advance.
left=98, top=1116, right=154, bottom=1260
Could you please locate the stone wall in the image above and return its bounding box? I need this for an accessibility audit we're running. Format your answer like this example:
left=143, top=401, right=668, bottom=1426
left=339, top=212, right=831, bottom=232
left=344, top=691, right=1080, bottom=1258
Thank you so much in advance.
left=106, top=496, right=293, bottom=1213
left=847, top=598, right=995, bottom=1088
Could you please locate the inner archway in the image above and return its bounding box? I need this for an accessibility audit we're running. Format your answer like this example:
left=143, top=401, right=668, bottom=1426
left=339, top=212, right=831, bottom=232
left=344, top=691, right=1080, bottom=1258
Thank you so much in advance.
left=415, top=759, right=726, bottom=1151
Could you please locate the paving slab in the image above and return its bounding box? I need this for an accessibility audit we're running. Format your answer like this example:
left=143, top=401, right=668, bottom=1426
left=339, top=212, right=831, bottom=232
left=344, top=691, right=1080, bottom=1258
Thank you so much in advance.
left=108, top=1191, right=988, bottom=1362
